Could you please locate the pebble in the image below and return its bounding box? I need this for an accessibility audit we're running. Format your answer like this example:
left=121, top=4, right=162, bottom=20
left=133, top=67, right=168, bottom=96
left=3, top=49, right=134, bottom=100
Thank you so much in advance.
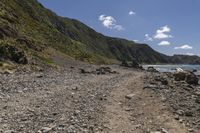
left=161, top=128, right=168, bottom=133
left=188, top=128, right=194, bottom=132
left=36, top=74, right=43, bottom=78
left=125, top=108, right=131, bottom=111
left=125, top=93, right=135, bottom=99
left=66, top=125, right=76, bottom=133
left=4, top=130, right=15, bottom=133
left=151, top=131, right=161, bottom=133
left=174, top=115, right=179, bottom=120
left=179, top=119, right=183, bottom=123
left=39, top=127, right=52, bottom=133
left=58, top=124, right=65, bottom=130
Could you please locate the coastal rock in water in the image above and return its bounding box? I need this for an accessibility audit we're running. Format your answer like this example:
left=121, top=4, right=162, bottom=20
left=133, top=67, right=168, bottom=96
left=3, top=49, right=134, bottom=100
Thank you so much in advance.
left=192, top=69, right=197, bottom=73
left=147, top=67, right=159, bottom=72
left=121, top=60, right=143, bottom=69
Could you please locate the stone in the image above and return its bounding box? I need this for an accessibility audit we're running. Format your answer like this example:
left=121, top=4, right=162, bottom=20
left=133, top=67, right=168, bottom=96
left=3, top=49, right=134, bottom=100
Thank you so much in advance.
left=147, top=67, right=159, bottom=72
left=66, top=125, right=76, bottom=133
left=161, top=79, right=168, bottom=85
left=173, top=71, right=199, bottom=85
left=3, top=69, right=14, bottom=74
left=125, top=93, right=135, bottom=99
left=72, top=86, right=78, bottom=91
left=58, top=124, right=65, bottom=130
left=4, top=130, right=15, bottom=133
left=121, top=60, right=129, bottom=67
left=173, top=72, right=187, bottom=81
left=184, top=111, right=193, bottom=117
left=0, top=45, right=28, bottom=64
left=179, top=119, right=183, bottom=123
left=188, top=128, right=194, bottom=132
left=125, top=108, right=131, bottom=111
left=192, top=69, right=197, bottom=73
left=186, top=73, right=199, bottom=85
left=176, top=110, right=184, bottom=116
left=131, top=60, right=143, bottom=69
left=80, top=68, right=90, bottom=74
left=40, top=127, right=52, bottom=133
left=174, top=115, right=179, bottom=120
left=36, top=74, right=43, bottom=78
left=161, top=128, right=168, bottom=133
left=143, top=84, right=158, bottom=90
left=195, top=95, right=200, bottom=103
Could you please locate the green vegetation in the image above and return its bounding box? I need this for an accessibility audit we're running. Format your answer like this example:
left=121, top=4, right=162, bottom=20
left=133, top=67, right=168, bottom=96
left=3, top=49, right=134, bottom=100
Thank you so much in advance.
left=0, top=0, right=200, bottom=65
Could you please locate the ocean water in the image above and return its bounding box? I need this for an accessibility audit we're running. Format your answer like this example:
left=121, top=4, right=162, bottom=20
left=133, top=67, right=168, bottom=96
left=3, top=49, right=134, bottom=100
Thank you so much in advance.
left=143, top=65, right=200, bottom=75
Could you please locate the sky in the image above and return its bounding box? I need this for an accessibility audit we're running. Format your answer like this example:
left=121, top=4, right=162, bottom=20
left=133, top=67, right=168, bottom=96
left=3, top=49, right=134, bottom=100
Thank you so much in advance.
left=38, top=0, right=200, bottom=56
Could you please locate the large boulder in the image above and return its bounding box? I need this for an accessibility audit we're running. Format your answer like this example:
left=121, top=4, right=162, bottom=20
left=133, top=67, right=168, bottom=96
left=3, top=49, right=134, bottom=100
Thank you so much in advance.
left=131, top=60, right=143, bottom=69
left=155, top=76, right=168, bottom=85
left=186, top=72, right=199, bottom=85
left=0, top=45, right=28, bottom=64
left=173, top=71, right=199, bottom=85
left=173, top=71, right=187, bottom=81
left=121, top=60, right=129, bottom=67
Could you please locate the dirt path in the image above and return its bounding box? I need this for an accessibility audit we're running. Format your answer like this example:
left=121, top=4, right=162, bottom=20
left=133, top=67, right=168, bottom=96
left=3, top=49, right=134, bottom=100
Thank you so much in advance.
left=101, top=71, right=189, bottom=133
left=0, top=65, right=193, bottom=133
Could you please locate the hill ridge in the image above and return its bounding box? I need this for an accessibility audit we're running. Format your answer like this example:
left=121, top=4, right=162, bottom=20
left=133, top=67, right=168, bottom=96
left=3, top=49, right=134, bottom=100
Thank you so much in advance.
left=0, top=0, right=200, bottom=64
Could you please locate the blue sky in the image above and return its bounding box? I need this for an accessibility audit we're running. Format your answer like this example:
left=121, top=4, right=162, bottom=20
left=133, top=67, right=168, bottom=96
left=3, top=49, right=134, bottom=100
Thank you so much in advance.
left=38, top=0, right=200, bottom=56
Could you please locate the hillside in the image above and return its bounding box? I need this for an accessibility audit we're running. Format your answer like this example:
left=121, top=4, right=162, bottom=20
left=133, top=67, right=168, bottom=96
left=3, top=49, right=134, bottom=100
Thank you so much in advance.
left=0, top=0, right=199, bottom=65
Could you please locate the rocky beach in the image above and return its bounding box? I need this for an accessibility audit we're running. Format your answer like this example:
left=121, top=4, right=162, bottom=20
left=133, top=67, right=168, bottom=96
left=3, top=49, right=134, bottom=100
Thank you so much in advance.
left=0, top=61, right=200, bottom=133
left=1, top=0, right=200, bottom=132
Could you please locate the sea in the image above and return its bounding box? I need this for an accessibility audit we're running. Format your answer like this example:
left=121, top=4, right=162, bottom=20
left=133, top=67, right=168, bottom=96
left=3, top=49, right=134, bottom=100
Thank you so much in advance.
left=143, top=65, right=200, bottom=75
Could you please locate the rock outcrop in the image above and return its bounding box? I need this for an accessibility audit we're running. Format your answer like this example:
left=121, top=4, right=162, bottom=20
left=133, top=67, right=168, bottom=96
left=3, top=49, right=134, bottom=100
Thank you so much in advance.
left=0, top=45, right=28, bottom=64
left=173, top=71, right=199, bottom=85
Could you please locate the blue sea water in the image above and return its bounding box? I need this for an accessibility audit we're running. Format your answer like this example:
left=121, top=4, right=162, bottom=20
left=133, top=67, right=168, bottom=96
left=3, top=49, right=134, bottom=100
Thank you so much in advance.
left=143, top=65, right=200, bottom=75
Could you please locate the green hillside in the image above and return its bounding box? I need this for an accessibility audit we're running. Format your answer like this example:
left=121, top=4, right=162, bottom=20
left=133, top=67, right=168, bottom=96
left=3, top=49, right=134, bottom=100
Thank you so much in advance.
left=0, top=0, right=199, bottom=65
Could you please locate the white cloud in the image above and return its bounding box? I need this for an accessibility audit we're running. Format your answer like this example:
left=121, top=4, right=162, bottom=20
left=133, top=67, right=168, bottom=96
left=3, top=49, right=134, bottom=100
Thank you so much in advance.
left=154, top=33, right=173, bottom=39
left=114, top=25, right=124, bottom=31
left=145, top=34, right=153, bottom=41
left=174, top=44, right=193, bottom=50
left=158, top=41, right=171, bottom=46
left=99, top=15, right=124, bottom=31
left=99, top=15, right=115, bottom=28
left=154, top=25, right=173, bottom=39
left=157, top=25, right=170, bottom=33
left=129, top=11, right=136, bottom=16
left=186, top=53, right=195, bottom=56
left=133, top=39, right=139, bottom=42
